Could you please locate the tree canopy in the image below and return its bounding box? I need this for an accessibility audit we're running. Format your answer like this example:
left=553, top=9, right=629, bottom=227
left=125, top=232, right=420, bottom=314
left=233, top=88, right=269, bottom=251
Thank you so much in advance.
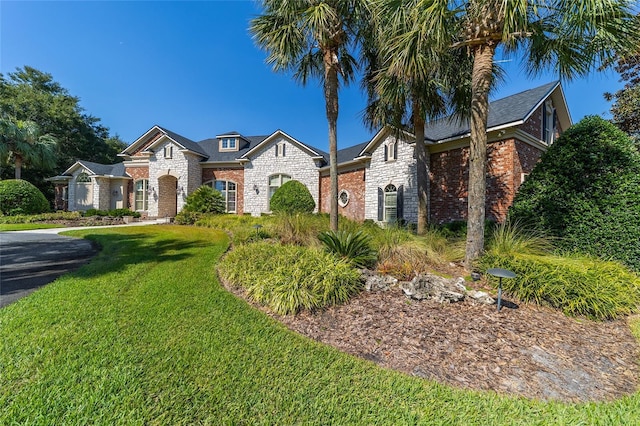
left=0, top=118, right=57, bottom=180
left=605, top=53, right=640, bottom=142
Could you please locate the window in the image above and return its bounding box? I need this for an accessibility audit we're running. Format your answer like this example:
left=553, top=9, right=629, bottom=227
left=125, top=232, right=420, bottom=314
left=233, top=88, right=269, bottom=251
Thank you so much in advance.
left=384, top=141, right=397, bottom=162
left=221, top=137, right=237, bottom=150
left=338, top=189, right=350, bottom=207
left=210, top=180, right=237, bottom=213
left=268, top=174, right=291, bottom=207
left=76, top=172, right=91, bottom=183
left=542, top=100, right=556, bottom=145
left=135, top=179, right=149, bottom=211
left=62, top=187, right=68, bottom=201
left=275, top=142, right=286, bottom=157
left=164, top=145, right=173, bottom=159
left=384, top=184, right=397, bottom=223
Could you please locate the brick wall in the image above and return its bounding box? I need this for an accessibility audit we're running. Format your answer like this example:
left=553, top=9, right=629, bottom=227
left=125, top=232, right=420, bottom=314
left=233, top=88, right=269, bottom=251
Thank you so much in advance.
left=429, top=138, right=545, bottom=224
left=319, top=167, right=366, bottom=221
left=520, top=105, right=543, bottom=139
left=125, top=166, right=149, bottom=211
left=202, top=167, right=245, bottom=214
left=130, top=131, right=162, bottom=157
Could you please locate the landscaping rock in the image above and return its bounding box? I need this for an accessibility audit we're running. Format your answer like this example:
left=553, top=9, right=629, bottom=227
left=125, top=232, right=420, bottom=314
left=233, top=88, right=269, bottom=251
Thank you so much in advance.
left=467, top=290, right=495, bottom=305
left=400, top=273, right=466, bottom=303
left=360, top=269, right=397, bottom=292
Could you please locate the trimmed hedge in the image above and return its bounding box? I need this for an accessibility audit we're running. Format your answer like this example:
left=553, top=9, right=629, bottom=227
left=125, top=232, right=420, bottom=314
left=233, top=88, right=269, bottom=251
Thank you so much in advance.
left=270, top=180, right=315, bottom=214
left=0, top=179, right=49, bottom=215
left=509, top=116, right=640, bottom=271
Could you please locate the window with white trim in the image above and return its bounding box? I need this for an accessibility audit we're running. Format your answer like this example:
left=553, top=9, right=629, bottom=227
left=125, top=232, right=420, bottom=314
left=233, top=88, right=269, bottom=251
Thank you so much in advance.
left=207, top=180, right=237, bottom=213
left=384, top=141, right=397, bottom=162
left=384, top=184, right=397, bottom=223
left=338, top=189, right=350, bottom=207
left=220, top=137, right=237, bottom=151
left=275, top=142, right=286, bottom=157
left=164, top=145, right=173, bottom=159
left=542, top=100, right=556, bottom=145
left=76, top=172, right=91, bottom=183
left=268, top=174, right=291, bottom=208
left=134, top=179, right=149, bottom=211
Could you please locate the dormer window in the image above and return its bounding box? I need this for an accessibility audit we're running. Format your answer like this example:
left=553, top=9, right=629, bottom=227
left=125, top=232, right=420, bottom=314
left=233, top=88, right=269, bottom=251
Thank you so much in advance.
left=163, top=145, right=173, bottom=159
left=220, top=137, right=237, bottom=151
left=384, top=141, right=397, bottom=162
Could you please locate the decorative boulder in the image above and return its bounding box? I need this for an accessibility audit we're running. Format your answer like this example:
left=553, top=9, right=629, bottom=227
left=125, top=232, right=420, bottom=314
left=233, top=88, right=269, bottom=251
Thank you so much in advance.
left=360, top=269, right=397, bottom=292
left=401, top=274, right=466, bottom=303
left=466, top=290, right=495, bottom=305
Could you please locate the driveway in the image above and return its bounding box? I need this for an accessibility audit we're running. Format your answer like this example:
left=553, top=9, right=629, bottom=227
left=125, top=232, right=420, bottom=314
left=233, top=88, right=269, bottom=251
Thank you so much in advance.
left=0, top=220, right=166, bottom=308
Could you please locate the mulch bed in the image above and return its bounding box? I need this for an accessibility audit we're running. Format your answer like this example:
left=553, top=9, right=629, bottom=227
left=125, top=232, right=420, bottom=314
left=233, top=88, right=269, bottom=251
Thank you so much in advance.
left=227, top=282, right=640, bottom=403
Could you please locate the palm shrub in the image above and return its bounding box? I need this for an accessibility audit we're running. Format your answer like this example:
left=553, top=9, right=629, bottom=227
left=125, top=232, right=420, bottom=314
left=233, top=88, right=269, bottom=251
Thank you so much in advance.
left=218, top=241, right=362, bottom=315
left=270, top=180, right=315, bottom=215
left=0, top=179, right=49, bottom=215
left=509, top=116, right=640, bottom=271
left=480, top=221, right=640, bottom=320
left=318, top=230, right=377, bottom=268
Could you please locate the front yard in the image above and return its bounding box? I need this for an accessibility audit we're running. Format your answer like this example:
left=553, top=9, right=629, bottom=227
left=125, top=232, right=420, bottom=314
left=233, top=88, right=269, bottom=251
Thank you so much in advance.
left=1, top=225, right=639, bottom=424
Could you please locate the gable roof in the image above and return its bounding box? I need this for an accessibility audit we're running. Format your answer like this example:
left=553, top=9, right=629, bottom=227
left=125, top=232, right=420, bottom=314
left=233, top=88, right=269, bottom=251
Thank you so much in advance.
left=424, top=81, right=562, bottom=142
left=121, top=125, right=208, bottom=158
left=62, top=160, right=128, bottom=178
left=198, top=134, right=268, bottom=162
left=239, top=129, right=327, bottom=162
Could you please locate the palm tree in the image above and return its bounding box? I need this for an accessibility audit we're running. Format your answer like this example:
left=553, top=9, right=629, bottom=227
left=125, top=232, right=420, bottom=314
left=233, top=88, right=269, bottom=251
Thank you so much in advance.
left=363, top=2, right=473, bottom=234
left=381, top=0, right=639, bottom=268
left=0, top=117, right=57, bottom=180
left=250, top=0, right=370, bottom=231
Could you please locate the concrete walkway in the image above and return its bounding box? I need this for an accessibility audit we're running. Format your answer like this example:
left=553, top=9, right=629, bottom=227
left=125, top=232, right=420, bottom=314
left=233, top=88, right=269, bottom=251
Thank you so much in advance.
left=0, top=219, right=166, bottom=308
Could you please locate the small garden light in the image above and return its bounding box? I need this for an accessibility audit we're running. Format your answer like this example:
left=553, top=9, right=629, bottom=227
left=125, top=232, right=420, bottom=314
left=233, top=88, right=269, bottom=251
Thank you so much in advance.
left=487, top=268, right=516, bottom=312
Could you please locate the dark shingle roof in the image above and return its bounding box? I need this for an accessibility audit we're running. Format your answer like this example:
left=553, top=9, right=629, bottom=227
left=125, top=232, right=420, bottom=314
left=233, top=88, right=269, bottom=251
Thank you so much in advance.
left=337, top=141, right=369, bottom=163
left=156, top=126, right=209, bottom=157
left=424, top=81, right=559, bottom=141
left=197, top=135, right=269, bottom=161
left=76, top=160, right=127, bottom=177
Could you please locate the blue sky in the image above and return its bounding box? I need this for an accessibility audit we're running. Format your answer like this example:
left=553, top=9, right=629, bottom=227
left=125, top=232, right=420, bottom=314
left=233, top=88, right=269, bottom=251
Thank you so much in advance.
left=0, top=0, right=626, bottom=153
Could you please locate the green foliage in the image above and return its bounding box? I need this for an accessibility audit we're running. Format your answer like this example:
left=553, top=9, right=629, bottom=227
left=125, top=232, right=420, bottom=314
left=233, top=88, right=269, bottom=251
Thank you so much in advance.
left=480, top=251, right=640, bottom=320
left=174, top=211, right=202, bottom=225
left=0, top=211, right=81, bottom=224
left=0, top=179, right=49, bottom=215
left=219, top=241, right=362, bottom=315
left=269, top=180, right=315, bottom=215
left=605, top=53, right=640, bottom=141
left=485, top=220, right=554, bottom=257
left=183, top=185, right=225, bottom=214
left=272, top=213, right=327, bottom=246
left=318, top=230, right=377, bottom=268
left=510, top=116, right=640, bottom=271
left=83, top=208, right=140, bottom=218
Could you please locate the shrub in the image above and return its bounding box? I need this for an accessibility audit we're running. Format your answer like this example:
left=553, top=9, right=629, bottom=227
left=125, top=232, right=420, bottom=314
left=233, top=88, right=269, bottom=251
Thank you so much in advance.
left=0, top=179, right=49, bottom=215
left=318, top=230, right=377, bottom=268
left=273, top=213, right=327, bottom=246
left=0, top=211, right=81, bottom=224
left=509, top=116, right=640, bottom=271
left=183, top=185, right=225, bottom=214
left=108, top=208, right=140, bottom=218
left=270, top=180, right=315, bottom=215
left=479, top=251, right=640, bottom=320
left=218, top=242, right=362, bottom=315
left=174, top=211, right=202, bottom=225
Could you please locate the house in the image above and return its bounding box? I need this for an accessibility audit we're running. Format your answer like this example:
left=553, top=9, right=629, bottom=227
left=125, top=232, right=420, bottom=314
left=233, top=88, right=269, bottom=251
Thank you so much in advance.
left=51, top=81, right=570, bottom=225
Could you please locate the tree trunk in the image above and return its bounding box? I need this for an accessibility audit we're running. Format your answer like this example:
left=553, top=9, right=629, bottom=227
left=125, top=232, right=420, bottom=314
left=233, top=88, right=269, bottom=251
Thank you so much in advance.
left=413, top=100, right=429, bottom=234
left=464, top=44, right=495, bottom=269
left=14, top=154, right=23, bottom=180
left=324, top=49, right=340, bottom=232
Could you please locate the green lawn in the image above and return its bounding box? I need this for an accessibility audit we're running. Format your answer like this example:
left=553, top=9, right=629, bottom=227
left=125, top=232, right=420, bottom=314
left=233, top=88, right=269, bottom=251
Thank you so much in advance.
left=1, top=225, right=639, bottom=425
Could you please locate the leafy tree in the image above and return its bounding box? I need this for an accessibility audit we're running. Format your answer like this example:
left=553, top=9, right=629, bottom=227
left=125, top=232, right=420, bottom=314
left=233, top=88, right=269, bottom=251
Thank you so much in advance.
left=604, top=53, right=640, bottom=141
left=0, top=118, right=56, bottom=179
left=0, top=66, right=124, bottom=198
left=363, top=2, right=475, bottom=234
left=383, top=0, right=639, bottom=268
left=509, top=116, right=640, bottom=271
left=270, top=180, right=315, bottom=214
left=182, top=185, right=226, bottom=214
left=251, top=1, right=370, bottom=232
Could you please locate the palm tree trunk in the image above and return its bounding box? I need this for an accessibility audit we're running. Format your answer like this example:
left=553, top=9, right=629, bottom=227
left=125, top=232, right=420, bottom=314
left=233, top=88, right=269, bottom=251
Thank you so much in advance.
left=14, top=154, right=23, bottom=180
left=324, top=50, right=340, bottom=232
left=465, top=43, right=495, bottom=269
left=413, top=99, right=429, bottom=234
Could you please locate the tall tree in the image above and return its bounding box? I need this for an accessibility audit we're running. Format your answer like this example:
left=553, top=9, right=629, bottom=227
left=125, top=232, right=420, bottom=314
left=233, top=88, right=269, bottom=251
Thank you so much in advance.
left=605, top=53, right=640, bottom=141
left=382, top=0, right=639, bottom=268
left=363, top=1, right=473, bottom=234
left=0, top=118, right=57, bottom=180
left=251, top=0, right=369, bottom=231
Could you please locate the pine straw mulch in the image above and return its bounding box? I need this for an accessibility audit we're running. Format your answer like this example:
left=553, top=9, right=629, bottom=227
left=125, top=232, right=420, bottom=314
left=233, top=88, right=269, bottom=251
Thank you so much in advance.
left=224, top=276, right=640, bottom=403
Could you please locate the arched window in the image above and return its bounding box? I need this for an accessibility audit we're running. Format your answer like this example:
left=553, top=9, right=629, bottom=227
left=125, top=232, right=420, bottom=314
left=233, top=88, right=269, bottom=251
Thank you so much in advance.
left=206, top=180, right=237, bottom=213
left=134, top=179, right=149, bottom=211
left=384, top=184, right=397, bottom=223
left=76, top=172, right=91, bottom=183
left=268, top=174, right=291, bottom=208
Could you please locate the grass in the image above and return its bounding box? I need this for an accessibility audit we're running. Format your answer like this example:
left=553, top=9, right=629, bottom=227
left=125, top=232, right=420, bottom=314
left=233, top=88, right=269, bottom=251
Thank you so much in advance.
left=3, top=226, right=640, bottom=424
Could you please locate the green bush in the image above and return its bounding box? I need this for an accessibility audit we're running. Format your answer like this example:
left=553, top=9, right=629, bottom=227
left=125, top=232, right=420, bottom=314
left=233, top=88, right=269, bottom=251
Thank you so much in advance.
left=82, top=208, right=140, bottom=218
left=218, top=242, right=362, bottom=315
left=318, top=230, right=377, bottom=268
left=0, top=211, right=81, bottom=224
left=270, top=180, right=315, bottom=214
left=183, top=185, right=225, bottom=214
left=479, top=251, right=640, bottom=320
left=0, top=179, right=50, bottom=215
left=174, top=211, right=202, bottom=225
left=509, top=116, right=640, bottom=271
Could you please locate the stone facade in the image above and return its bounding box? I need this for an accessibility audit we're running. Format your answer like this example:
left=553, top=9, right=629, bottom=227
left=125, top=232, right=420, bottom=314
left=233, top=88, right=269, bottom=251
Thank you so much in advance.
left=364, top=133, right=418, bottom=224
left=243, top=136, right=321, bottom=216
left=319, top=167, right=366, bottom=221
